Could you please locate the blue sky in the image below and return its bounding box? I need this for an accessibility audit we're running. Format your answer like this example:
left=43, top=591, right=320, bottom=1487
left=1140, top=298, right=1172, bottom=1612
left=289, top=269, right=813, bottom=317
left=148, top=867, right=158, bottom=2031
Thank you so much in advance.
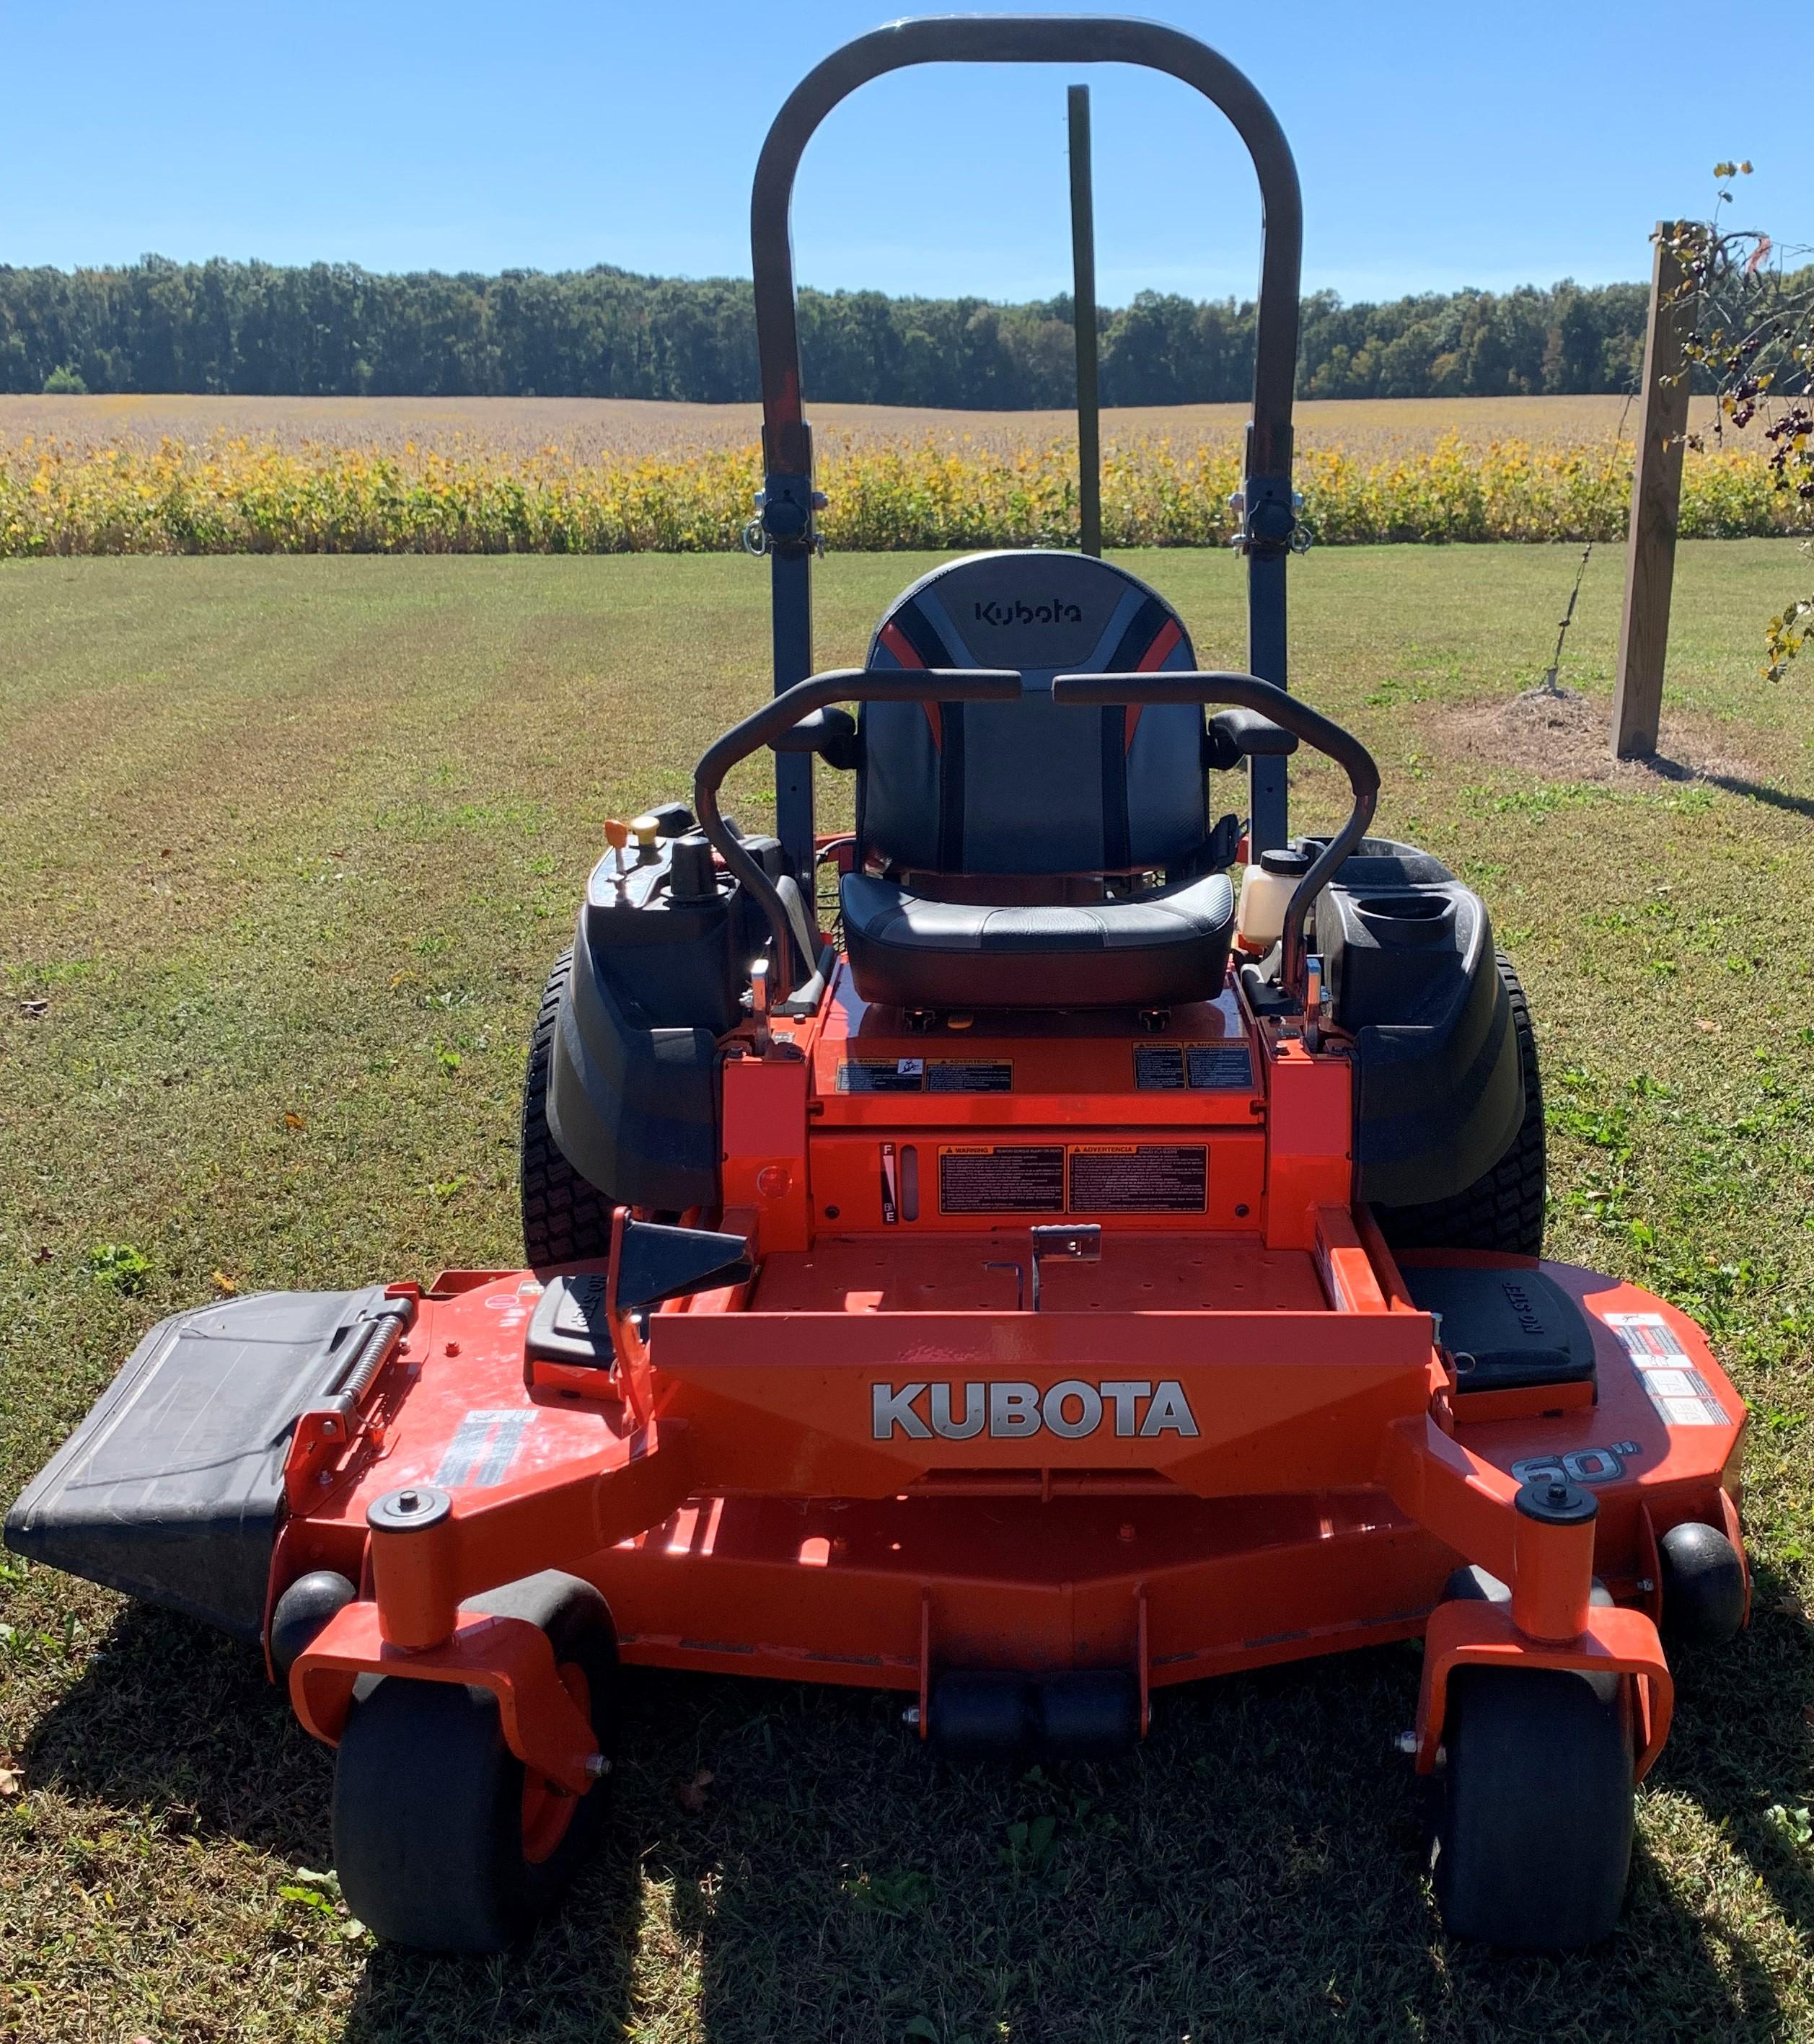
left=9, top=1, right=1809, bottom=305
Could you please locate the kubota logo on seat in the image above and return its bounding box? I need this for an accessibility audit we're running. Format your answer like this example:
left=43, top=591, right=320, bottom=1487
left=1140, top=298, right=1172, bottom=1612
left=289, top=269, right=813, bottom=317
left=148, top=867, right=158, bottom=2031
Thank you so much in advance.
left=972, top=597, right=1085, bottom=627
left=871, top=1379, right=1199, bottom=1442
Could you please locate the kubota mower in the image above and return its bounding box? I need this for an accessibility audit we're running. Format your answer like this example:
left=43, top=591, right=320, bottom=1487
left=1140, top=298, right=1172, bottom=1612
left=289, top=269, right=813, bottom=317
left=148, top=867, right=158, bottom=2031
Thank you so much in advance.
left=7, top=17, right=1751, bottom=1956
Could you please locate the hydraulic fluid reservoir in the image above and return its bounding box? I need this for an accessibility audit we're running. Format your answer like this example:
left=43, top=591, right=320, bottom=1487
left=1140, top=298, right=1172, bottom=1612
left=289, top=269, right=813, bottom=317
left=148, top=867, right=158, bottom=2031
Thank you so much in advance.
left=1236, top=845, right=1314, bottom=951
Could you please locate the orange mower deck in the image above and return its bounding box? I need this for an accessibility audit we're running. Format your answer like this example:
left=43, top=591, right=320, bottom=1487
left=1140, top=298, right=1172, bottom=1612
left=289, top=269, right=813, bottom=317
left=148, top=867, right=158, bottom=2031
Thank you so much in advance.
left=280, top=963, right=1740, bottom=1798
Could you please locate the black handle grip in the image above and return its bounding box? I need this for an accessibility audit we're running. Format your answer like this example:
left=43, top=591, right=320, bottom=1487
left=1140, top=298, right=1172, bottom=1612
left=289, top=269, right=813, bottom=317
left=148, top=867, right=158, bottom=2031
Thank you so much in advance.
left=1052, top=671, right=1379, bottom=999
left=694, top=667, right=1022, bottom=994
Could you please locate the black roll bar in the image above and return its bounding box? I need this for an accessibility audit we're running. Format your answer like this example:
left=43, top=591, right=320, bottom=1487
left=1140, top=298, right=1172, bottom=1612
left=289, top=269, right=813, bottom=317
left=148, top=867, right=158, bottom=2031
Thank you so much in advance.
left=1051, top=673, right=1379, bottom=1000
left=692, top=668, right=1022, bottom=995
left=752, top=17, right=1301, bottom=483
left=749, top=18, right=1305, bottom=873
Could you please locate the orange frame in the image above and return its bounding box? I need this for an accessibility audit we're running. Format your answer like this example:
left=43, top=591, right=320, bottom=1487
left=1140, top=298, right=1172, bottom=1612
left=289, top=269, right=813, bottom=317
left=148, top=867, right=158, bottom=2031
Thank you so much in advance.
left=289, top=953, right=1747, bottom=1787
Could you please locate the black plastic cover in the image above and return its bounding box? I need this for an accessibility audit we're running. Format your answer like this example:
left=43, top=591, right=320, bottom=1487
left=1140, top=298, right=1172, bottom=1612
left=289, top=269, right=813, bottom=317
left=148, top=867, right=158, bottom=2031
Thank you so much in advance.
left=545, top=900, right=723, bottom=1215
left=1308, top=837, right=1523, bottom=1208
left=1401, top=1263, right=1595, bottom=1394
left=581, top=841, right=743, bottom=1037
left=4, top=1287, right=388, bottom=1639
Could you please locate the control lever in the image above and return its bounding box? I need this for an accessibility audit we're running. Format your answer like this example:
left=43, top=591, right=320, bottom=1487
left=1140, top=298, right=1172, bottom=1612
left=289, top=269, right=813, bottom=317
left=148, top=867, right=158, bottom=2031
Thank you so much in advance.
left=630, top=813, right=662, bottom=865
left=749, top=958, right=772, bottom=1056
left=1029, top=1223, right=1101, bottom=1313
left=604, top=818, right=632, bottom=898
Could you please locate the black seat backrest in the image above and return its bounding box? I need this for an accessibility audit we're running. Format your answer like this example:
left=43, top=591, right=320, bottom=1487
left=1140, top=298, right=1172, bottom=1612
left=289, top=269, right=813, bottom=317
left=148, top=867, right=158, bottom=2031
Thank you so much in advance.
left=860, top=550, right=1205, bottom=876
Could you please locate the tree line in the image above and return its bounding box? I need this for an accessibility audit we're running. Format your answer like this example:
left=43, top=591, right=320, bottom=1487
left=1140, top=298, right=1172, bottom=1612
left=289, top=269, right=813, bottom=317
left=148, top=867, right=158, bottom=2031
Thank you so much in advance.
left=1, top=255, right=1673, bottom=408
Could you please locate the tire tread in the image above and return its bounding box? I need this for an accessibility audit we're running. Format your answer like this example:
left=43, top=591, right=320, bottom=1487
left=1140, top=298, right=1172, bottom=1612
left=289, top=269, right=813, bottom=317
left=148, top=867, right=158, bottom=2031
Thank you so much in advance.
left=521, top=950, right=615, bottom=1267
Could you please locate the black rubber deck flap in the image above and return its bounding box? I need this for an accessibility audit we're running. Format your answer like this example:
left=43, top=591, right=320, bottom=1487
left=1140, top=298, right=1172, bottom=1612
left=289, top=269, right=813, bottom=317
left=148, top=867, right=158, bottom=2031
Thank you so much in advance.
left=1401, top=1263, right=1595, bottom=1394
left=528, top=1224, right=754, bottom=1367
left=616, top=1220, right=752, bottom=1314
left=4, top=1287, right=387, bottom=1639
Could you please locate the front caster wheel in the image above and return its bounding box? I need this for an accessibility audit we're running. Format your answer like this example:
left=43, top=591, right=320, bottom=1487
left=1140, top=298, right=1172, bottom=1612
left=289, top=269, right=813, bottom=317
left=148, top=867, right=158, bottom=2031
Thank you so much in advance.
left=1432, top=1665, right=1634, bottom=1950
left=332, top=1572, right=617, bottom=1952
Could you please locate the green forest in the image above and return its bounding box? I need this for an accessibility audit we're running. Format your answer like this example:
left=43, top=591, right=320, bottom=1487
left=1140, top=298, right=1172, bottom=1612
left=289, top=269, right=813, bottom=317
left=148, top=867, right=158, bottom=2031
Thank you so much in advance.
left=1, top=255, right=1660, bottom=408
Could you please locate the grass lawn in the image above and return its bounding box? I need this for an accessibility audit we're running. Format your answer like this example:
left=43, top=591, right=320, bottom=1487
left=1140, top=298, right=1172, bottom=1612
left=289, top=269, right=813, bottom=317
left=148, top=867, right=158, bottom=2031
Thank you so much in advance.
left=3, top=540, right=1814, bottom=2043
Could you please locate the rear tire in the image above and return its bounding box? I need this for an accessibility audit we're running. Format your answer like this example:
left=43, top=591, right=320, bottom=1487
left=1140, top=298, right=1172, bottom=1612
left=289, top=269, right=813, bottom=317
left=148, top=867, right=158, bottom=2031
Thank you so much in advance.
left=1374, top=952, right=1545, bottom=1256
left=521, top=951, right=615, bottom=1267
left=332, top=1573, right=617, bottom=1952
left=1432, top=1665, right=1634, bottom=1949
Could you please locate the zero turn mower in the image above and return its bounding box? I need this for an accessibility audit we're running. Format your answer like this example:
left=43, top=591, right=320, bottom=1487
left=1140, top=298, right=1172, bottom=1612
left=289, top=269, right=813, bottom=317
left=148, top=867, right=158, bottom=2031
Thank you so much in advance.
left=7, top=17, right=1749, bottom=1955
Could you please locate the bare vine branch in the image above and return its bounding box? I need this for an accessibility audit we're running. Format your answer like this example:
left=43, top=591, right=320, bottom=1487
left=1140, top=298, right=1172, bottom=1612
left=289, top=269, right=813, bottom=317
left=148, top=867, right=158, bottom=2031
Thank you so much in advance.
left=1666, top=165, right=1814, bottom=677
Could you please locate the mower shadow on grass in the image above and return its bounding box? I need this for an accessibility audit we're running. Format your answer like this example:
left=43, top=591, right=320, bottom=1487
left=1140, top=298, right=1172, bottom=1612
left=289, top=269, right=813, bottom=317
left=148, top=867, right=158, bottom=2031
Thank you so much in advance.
left=1645, top=1556, right=1814, bottom=1931
left=21, top=1615, right=1814, bottom=2040
left=348, top=1634, right=1814, bottom=2043
left=21, top=1600, right=335, bottom=1869
left=339, top=1829, right=646, bottom=2043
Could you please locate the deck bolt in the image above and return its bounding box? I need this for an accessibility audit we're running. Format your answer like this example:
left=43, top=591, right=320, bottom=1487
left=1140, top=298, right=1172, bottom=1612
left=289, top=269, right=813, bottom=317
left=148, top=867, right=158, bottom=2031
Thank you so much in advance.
left=444, top=1340, right=460, bottom=1357
left=1637, top=1577, right=1656, bottom=1595
left=902, top=1705, right=921, bottom=1727
left=584, top=1753, right=612, bottom=1780
left=1393, top=1730, right=1419, bottom=1756
left=1119, top=1523, right=1137, bottom=1543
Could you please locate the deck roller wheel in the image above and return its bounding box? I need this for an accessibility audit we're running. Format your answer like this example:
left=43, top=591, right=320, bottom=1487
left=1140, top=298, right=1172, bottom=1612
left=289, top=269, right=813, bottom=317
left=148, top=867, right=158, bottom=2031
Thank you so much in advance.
left=269, top=1569, right=356, bottom=1680
left=1431, top=1664, right=1634, bottom=1950
left=928, top=1672, right=1031, bottom=1760
left=332, top=1572, right=617, bottom=1952
left=1658, top=1520, right=1747, bottom=1648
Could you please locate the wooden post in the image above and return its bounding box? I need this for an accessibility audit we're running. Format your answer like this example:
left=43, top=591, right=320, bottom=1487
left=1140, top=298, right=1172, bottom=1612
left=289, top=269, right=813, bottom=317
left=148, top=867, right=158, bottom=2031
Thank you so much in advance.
left=1611, top=224, right=1693, bottom=759
left=1067, top=84, right=1101, bottom=558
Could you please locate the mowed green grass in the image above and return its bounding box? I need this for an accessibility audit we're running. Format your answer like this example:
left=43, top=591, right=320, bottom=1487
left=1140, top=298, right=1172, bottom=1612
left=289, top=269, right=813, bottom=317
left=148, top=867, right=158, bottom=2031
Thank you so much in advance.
left=3, top=542, right=1814, bottom=2044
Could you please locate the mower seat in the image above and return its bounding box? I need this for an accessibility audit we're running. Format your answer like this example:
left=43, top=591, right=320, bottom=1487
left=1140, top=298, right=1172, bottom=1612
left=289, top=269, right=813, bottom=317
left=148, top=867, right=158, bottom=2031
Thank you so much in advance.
left=841, top=868, right=1236, bottom=1010
left=842, top=550, right=1236, bottom=1010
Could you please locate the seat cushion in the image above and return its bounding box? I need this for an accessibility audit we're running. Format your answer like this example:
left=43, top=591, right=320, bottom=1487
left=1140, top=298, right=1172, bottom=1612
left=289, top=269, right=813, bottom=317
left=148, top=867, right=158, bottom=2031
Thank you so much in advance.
left=862, top=550, right=1207, bottom=875
left=842, top=870, right=1236, bottom=1010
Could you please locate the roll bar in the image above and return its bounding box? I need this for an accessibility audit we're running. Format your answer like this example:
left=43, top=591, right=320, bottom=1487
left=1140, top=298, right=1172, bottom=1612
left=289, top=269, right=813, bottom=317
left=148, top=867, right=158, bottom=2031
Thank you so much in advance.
left=1051, top=673, right=1379, bottom=1000
left=753, top=18, right=1301, bottom=482
left=749, top=18, right=1304, bottom=873
left=692, top=667, right=1021, bottom=995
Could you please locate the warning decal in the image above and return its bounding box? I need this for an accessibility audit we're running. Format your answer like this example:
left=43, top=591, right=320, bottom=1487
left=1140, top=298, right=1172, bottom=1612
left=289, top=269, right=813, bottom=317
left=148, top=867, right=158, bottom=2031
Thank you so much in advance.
left=1068, top=1145, right=1207, bottom=1214
left=938, top=1145, right=1065, bottom=1214
left=1604, top=1312, right=1730, bottom=1428
left=1133, top=1042, right=1255, bottom=1091
left=928, top=1060, right=1013, bottom=1093
left=1133, top=1044, right=1186, bottom=1090
left=838, top=1058, right=925, bottom=1093
left=1185, top=1044, right=1254, bottom=1090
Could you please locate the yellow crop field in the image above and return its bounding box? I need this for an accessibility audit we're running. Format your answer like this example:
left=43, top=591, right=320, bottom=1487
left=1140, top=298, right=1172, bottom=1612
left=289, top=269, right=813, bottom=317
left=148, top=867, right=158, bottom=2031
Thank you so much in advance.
left=0, top=395, right=1797, bottom=557
left=0, top=389, right=1717, bottom=460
